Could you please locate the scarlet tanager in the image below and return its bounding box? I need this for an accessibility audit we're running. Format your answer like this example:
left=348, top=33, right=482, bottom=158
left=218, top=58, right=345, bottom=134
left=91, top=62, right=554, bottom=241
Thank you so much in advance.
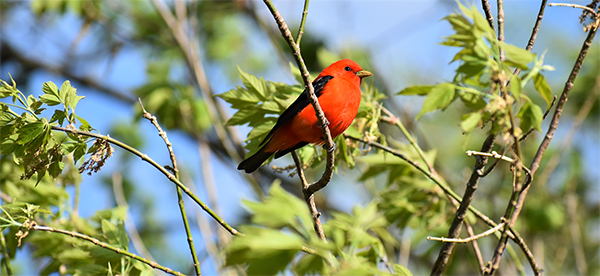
left=238, top=59, right=372, bottom=173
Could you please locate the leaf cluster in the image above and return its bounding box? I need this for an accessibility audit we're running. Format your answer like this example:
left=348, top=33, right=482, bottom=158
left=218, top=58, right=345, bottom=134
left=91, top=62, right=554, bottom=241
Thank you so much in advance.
left=398, top=3, right=553, bottom=137
left=0, top=79, right=93, bottom=185
left=225, top=181, right=411, bottom=276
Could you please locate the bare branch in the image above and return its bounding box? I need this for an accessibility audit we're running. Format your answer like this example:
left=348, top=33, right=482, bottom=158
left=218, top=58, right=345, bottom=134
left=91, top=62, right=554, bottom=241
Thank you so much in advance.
left=428, top=222, right=505, bottom=243
left=139, top=99, right=201, bottom=275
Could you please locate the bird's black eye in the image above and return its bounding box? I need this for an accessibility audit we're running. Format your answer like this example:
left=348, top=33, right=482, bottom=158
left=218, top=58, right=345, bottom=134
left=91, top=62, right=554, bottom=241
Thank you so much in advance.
left=344, top=66, right=352, bottom=72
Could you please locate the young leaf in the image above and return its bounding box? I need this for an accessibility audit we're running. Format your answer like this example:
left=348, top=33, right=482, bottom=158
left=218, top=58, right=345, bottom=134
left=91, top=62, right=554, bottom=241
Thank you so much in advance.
left=500, top=42, right=534, bottom=69
left=416, top=83, right=456, bottom=119
left=533, top=73, right=553, bottom=107
left=509, top=74, right=522, bottom=101
left=517, top=101, right=543, bottom=132
left=459, top=91, right=487, bottom=110
left=460, top=112, right=482, bottom=132
left=39, top=94, right=62, bottom=106
left=16, top=121, right=46, bottom=145
left=397, top=85, right=435, bottom=96
left=238, top=67, right=269, bottom=100
left=42, top=82, right=60, bottom=98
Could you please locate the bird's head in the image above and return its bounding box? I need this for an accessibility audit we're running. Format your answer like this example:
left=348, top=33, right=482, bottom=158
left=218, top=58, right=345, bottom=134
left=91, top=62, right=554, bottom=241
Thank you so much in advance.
left=319, top=59, right=373, bottom=82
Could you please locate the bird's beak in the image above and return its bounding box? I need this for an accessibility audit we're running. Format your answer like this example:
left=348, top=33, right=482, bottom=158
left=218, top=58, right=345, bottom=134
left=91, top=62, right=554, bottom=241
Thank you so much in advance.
left=356, top=70, right=373, bottom=78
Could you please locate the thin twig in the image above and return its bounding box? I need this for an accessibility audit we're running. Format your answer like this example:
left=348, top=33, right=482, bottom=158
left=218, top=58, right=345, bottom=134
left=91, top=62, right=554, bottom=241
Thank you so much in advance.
left=139, top=99, right=202, bottom=275
left=431, top=134, right=495, bottom=276
left=428, top=222, right=505, bottom=243
left=481, top=0, right=495, bottom=31
left=464, top=220, right=485, bottom=275
left=380, top=106, right=437, bottom=176
left=536, top=76, right=600, bottom=185
left=503, top=219, right=543, bottom=276
left=347, top=135, right=511, bottom=240
left=30, top=223, right=184, bottom=276
left=548, top=2, right=599, bottom=17
left=514, top=0, right=548, bottom=76
left=291, top=151, right=326, bottom=241
left=296, top=0, right=310, bottom=45
left=467, top=150, right=515, bottom=163
left=497, top=0, right=506, bottom=61
left=50, top=125, right=241, bottom=236
left=0, top=230, right=13, bottom=276
left=488, top=16, right=599, bottom=275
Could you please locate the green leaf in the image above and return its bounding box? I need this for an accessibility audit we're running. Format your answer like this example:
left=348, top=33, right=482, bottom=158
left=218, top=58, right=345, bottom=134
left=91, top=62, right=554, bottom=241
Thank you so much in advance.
left=16, top=121, right=46, bottom=145
left=42, top=82, right=60, bottom=98
left=393, top=264, right=413, bottom=276
left=76, top=115, right=92, bottom=131
left=397, top=85, right=435, bottom=96
left=461, top=112, right=482, bottom=132
left=243, top=181, right=312, bottom=229
left=218, top=87, right=263, bottom=108
left=101, top=220, right=129, bottom=250
left=39, top=94, right=61, bottom=106
left=73, top=142, right=87, bottom=163
left=416, top=83, right=456, bottom=119
left=260, top=101, right=282, bottom=113
left=500, top=42, right=534, bottom=69
left=459, top=91, right=487, bottom=110
left=517, top=101, right=543, bottom=132
left=294, top=254, right=325, bottom=275
left=226, top=226, right=302, bottom=275
left=533, top=73, right=552, bottom=107
left=226, top=108, right=264, bottom=126
left=59, top=80, right=73, bottom=101
left=238, top=67, right=269, bottom=100
left=510, top=75, right=522, bottom=101
left=48, top=155, right=65, bottom=178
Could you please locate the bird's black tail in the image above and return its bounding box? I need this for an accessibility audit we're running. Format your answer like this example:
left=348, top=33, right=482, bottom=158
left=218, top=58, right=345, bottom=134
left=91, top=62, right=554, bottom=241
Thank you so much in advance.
left=237, top=146, right=274, bottom=173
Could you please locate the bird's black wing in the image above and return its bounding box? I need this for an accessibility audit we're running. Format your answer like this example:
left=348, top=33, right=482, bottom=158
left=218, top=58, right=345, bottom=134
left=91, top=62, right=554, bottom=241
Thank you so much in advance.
left=259, top=75, right=334, bottom=147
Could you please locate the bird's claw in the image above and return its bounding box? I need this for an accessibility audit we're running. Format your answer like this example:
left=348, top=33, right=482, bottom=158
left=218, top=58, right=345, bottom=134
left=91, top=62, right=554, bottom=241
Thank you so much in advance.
left=317, top=118, right=330, bottom=128
left=327, top=143, right=336, bottom=153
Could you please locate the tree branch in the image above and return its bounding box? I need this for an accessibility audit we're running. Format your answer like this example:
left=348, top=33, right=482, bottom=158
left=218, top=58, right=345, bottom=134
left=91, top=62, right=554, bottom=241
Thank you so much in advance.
left=431, top=134, right=495, bottom=276
left=486, top=14, right=598, bottom=275
left=50, top=125, right=241, bottom=236
left=291, top=151, right=326, bottom=241
left=138, top=99, right=201, bottom=275
left=31, top=223, right=184, bottom=276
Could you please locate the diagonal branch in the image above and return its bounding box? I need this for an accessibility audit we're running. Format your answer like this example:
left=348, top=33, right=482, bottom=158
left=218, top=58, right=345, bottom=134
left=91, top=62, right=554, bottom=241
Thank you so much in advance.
left=31, top=223, right=184, bottom=276
left=50, top=125, right=241, bottom=236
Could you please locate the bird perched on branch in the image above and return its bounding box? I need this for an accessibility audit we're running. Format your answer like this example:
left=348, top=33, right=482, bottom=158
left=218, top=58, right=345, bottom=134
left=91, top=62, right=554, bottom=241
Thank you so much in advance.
left=238, top=59, right=372, bottom=173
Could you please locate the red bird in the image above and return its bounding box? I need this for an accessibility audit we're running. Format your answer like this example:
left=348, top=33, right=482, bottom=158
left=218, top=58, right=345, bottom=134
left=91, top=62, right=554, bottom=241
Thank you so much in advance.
left=238, top=59, right=372, bottom=173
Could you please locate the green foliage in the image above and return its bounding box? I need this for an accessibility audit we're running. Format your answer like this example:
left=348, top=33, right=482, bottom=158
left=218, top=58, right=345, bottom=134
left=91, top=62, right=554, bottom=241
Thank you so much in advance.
left=0, top=78, right=155, bottom=275
left=0, top=79, right=92, bottom=184
left=225, top=182, right=411, bottom=276
left=135, top=61, right=212, bottom=133
left=398, top=3, right=553, bottom=137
